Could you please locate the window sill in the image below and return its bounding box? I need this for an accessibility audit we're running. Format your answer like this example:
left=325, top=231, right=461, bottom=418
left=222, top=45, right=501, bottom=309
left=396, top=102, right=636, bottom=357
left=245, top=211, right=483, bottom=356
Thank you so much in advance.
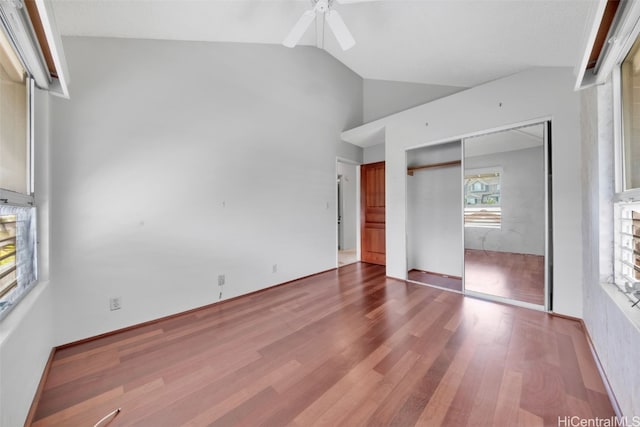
left=0, top=279, right=49, bottom=342
left=602, top=281, right=640, bottom=334
left=614, top=188, right=640, bottom=203
left=0, top=279, right=44, bottom=324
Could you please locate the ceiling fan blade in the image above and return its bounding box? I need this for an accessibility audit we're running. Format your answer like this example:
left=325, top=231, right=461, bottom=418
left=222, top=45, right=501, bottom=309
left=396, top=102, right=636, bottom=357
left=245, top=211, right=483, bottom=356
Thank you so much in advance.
left=325, top=9, right=355, bottom=51
left=283, top=10, right=316, bottom=48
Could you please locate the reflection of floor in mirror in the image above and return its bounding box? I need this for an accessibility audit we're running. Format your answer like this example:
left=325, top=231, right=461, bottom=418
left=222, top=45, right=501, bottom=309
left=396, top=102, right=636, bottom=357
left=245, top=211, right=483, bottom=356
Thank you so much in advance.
left=338, top=249, right=357, bottom=267
left=464, top=249, right=544, bottom=305
left=407, top=269, right=462, bottom=292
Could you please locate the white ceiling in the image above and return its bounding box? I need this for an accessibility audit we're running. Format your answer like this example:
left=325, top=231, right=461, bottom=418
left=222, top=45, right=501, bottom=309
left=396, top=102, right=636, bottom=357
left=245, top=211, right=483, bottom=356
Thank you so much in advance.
left=50, top=0, right=595, bottom=87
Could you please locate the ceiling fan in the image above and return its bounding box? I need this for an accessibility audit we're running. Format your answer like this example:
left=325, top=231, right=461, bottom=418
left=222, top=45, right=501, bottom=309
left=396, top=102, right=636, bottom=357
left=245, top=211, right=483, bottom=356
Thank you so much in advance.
left=283, top=0, right=369, bottom=51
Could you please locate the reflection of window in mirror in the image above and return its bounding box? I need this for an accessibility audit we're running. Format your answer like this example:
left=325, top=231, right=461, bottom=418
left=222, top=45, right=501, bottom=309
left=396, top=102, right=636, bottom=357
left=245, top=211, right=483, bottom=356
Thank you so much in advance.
left=464, top=167, right=502, bottom=229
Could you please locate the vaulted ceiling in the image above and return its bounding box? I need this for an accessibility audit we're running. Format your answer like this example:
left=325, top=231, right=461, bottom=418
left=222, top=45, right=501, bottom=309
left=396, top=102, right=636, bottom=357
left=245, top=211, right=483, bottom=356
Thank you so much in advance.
left=51, top=0, right=595, bottom=87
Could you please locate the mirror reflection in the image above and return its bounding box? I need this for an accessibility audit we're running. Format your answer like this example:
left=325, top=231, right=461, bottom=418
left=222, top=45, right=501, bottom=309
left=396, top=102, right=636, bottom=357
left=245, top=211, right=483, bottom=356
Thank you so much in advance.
left=406, top=141, right=463, bottom=292
left=463, top=123, right=546, bottom=305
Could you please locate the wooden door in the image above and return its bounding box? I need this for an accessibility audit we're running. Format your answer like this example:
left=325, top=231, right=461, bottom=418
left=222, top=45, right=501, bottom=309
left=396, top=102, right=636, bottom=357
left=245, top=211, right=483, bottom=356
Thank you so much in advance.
left=361, top=161, right=386, bottom=265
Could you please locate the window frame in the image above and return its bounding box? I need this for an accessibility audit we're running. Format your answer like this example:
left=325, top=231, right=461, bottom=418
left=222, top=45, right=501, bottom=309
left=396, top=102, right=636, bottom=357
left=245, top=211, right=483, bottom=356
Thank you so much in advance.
left=0, top=5, right=44, bottom=321
left=0, top=74, right=37, bottom=321
left=611, top=3, right=640, bottom=197
left=612, top=27, right=640, bottom=309
left=0, top=75, right=35, bottom=205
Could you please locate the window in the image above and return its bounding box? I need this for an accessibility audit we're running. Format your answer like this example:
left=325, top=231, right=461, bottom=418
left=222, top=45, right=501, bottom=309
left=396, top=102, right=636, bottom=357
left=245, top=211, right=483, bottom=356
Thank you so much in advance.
left=620, top=35, right=640, bottom=192
left=614, top=29, right=640, bottom=309
left=464, top=169, right=501, bottom=228
left=0, top=25, right=37, bottom=319
left=0, top=27, right=29, bottom=194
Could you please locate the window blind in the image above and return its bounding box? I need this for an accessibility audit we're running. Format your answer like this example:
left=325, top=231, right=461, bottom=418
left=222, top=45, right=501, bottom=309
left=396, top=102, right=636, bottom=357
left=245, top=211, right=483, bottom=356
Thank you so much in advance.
left=615, top=202, right=640, bottom=306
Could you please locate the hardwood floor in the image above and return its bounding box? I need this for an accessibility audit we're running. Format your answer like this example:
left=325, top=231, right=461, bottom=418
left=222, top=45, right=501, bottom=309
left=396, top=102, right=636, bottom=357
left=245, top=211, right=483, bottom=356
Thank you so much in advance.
left=407, top=269, right=462, bottom=292
left=465, top=249, right=545, bottom=305
left=30, top=263, right=612, bottom=426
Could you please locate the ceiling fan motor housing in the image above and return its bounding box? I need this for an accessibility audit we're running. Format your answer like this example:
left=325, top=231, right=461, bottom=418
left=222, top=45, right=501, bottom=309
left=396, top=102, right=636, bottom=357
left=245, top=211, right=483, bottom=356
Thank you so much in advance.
left=316, top=0, right=330, bottom=13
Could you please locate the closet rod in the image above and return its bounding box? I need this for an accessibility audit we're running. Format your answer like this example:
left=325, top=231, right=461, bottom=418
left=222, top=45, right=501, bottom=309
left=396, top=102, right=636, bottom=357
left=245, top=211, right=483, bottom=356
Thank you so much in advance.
left=407, top=160, right=461, bottom=176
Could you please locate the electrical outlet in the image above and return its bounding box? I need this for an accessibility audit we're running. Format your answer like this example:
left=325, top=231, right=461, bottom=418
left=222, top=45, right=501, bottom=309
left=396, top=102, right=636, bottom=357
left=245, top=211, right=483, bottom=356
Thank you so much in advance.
left=272, top=264, right=278, bottom=273
left=218, top=274, right=225, bottom=286
left=109, top=297, right=122, bottom=311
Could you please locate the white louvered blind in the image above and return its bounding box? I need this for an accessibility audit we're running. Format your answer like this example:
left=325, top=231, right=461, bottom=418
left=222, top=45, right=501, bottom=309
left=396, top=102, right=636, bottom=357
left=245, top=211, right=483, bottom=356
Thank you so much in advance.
left=0, top=205, right=36, bottom=317
left=615, top=202, right=640, bottom=308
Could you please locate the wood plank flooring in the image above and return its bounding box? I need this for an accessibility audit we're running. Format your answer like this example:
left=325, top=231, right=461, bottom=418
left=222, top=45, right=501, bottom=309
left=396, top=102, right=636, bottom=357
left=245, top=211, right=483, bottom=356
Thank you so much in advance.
left=407, top=269, right=462, bottom=292
left=30, top=263, right=613, bottom=426
left=465, top=249, right=545, bottom=305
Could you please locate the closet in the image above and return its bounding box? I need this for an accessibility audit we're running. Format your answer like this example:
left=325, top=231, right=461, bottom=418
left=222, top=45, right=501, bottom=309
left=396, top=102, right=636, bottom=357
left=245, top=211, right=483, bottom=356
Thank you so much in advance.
left=406, top=122, right=550, bottom=310
left=406, top=141, right=463, bottom=292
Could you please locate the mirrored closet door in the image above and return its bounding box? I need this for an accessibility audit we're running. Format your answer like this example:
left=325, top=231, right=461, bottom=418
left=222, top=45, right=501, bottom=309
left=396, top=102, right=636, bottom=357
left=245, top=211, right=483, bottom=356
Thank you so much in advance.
left=462, top=122, right=549, bottom=308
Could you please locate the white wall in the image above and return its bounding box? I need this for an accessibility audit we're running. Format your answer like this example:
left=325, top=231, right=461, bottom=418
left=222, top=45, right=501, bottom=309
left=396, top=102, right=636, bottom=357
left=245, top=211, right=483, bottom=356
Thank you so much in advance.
left=377, top=67, right=583, bottom=317
left=364, top=143, right=385, bottom=164
left=363, top=79, right=464, bottom=123
left=50, top=37, right=363, bottom=345
left=337, top=161, right=357, bottom=251
left=360, top=80, right=464, bottom=165
left=407, top=141, right=462, bottom=276
left=359, top=81, right=465, bottom=164
left=0, top=89, right=54, bottom=426
left=359, top=80, right=463, bottom=163
left=464, top=146, right=545, bottom=255
left=582, top=79, right=640, bottom=417
left=337, top=141, right=363, bottom=164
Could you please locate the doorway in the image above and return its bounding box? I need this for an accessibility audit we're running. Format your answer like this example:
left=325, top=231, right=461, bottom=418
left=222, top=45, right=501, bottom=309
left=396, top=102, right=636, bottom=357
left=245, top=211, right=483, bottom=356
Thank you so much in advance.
left=337, top=160, right=359, bottom=267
